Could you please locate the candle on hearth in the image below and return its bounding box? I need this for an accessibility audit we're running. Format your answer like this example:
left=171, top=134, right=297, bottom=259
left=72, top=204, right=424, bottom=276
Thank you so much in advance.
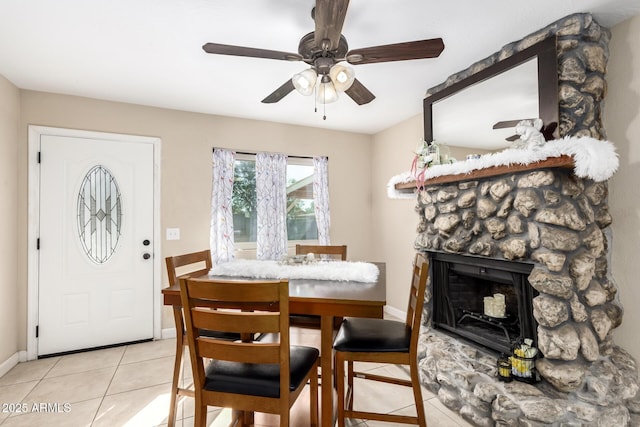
left=493, top=293, right=506, bottom=317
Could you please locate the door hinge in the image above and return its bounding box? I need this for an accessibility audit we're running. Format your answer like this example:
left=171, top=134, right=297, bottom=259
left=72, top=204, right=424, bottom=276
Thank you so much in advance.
left=38, top=151, right=41, bottom=164
left=37, top=238, right=40, bottom=250
left=36, top=325, right=39, bottom=338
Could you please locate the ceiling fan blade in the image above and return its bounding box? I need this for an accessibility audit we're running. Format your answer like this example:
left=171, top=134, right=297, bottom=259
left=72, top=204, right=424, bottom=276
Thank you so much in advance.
left=345, top=79, right=375, bottom=105
left=261, top=80, right=296, bottom=103
left=203, top=43, right=302, bottom=61
left=314, top=0, right=350, bottom=50
left=346, top=38, right=444, bottom=65
left=492, top=119, right=536, bottom=129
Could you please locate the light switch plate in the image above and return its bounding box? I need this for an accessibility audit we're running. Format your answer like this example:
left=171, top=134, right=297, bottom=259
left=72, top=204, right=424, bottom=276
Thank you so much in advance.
left=166, top=228, right=180, bottom=241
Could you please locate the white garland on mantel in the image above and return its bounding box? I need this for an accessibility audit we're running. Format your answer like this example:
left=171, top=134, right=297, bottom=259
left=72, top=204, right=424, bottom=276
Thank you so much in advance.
left=210, top=259, right=379, bottom=283
left=387, top=137, right=619, bottom=199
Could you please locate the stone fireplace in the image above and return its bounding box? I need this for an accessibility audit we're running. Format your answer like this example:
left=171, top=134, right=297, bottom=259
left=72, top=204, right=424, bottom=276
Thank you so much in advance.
left=415, top=166, right=638, bottom=425
left=390, top=13, right=640, bottom=426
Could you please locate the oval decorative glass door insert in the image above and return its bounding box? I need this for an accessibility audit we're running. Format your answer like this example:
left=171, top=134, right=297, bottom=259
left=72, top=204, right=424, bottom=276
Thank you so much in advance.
left=77, top=165, right=123, bottom=264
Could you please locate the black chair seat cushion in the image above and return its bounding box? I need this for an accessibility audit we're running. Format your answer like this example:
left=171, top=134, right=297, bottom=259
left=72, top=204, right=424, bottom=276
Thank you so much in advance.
left=203, top=345, right=319, bottom=398
left=333, top=318, right=411, bottom=353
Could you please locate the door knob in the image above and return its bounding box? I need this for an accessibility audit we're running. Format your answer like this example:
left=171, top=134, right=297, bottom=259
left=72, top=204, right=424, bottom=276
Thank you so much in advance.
left=143, top=253, right=151, bottom=260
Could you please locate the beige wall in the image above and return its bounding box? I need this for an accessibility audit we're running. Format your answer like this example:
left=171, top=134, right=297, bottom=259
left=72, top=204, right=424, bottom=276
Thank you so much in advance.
left=605, top=14, right=640, bottom=364
left=371, top=115, right=424, bottom=311
left=16, top=91, right=373, bottom=347
left=0, top=75, right=20, bottom=364
left=371, top=114, right=486, bottom=311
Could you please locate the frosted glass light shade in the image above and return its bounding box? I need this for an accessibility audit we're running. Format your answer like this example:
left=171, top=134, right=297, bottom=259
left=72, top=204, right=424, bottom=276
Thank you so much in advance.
left=329, top=62, right=355, bottom=92
left=317, top=78, right=338, bottom=104
left=292, top=68, right=318, bottom=96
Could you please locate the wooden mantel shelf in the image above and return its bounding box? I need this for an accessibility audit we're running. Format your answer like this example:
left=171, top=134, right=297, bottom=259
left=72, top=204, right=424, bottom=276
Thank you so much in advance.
left=394, top=155, right=575, bottom=190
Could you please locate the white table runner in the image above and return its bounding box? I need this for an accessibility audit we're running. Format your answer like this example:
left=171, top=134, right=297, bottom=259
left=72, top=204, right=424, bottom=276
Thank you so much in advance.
left=210, top=259, right=379, bottom=283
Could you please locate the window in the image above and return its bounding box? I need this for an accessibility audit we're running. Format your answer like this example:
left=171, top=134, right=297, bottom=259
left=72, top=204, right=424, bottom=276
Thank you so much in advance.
left=232, top=154, right=318, bottom=245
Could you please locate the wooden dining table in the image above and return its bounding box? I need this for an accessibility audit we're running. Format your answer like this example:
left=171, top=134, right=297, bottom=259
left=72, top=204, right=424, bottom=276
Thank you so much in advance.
left=161, top=261, right=386, bottom=427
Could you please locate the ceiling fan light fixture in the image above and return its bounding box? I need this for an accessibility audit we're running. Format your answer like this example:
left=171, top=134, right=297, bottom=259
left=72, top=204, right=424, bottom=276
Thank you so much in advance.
left=329, top=62, right=355, bottom=92
left=317, top=75, right=339, bottom=104
left=292, top=68, right=318, bottom=96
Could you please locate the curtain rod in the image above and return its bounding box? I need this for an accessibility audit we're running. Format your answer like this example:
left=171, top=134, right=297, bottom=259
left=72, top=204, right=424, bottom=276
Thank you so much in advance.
left=212, top=148, right=325, bottom=160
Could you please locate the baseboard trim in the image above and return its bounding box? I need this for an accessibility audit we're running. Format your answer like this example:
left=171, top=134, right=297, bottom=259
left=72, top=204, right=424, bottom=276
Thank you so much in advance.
left=0, top=351, right=26, bottom=378
left=162, top=328, right=177, bottom=339
left=384, top=305, right=406, bottom=320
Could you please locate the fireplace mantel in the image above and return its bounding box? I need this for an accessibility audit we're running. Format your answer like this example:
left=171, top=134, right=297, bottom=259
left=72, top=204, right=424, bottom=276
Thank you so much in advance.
left=387, top=137, right=618, bottom=200
left=394, top=155, right=574, bottom=190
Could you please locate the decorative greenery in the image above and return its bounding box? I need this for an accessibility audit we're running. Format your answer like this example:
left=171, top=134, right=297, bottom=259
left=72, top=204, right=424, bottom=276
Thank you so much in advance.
left=414, top=139, right=436, bottom=169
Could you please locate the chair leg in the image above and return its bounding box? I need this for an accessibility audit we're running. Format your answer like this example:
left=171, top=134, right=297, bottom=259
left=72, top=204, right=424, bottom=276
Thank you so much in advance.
left=194, top=399, right=207, bottom=427
left=335, top=352, right=346, bottom=427
left=168, top=307, right=184, bottom=427
left=310, top=361, right=319, bottom=427
left=346, top=360, right=354, bottom=411
left=410, top=362, right=427, bottom=427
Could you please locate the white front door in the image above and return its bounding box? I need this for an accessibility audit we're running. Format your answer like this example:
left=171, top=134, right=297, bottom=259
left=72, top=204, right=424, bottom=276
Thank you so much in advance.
left=37, top=132, right=155, bottom=356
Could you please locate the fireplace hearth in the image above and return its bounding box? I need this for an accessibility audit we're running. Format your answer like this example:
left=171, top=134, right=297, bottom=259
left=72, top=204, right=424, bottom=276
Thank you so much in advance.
left=430, top=252, right=537, bottom=355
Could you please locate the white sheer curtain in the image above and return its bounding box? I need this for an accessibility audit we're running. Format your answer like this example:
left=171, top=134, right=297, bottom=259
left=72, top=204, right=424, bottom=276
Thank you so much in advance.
left=210, top=148, right=236, bottom=264
left=313, top=156, right=330, bottom=245
left=256, top=152, right=288, bottom=260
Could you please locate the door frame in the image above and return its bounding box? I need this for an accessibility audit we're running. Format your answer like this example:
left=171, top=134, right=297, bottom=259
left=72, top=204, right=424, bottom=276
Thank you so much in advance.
left=27, top=125, right=162, bottom=360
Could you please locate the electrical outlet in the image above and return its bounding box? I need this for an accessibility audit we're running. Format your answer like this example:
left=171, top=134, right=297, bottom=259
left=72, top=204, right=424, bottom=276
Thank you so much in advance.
left=166, top=228, right=180, bottom=241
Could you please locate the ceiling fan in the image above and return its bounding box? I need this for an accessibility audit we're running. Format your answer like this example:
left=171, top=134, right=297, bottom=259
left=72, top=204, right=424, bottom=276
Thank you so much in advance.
left=202, top=0, right=445, bottom=109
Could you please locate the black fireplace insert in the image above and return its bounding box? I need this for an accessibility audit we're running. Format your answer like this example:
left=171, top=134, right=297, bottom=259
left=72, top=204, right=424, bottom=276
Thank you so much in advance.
left=428, top=252, right=538, bottom=355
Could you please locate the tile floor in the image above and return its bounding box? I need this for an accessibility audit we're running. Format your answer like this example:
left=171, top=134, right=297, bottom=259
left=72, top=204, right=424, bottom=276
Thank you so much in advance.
left=0, top=328, right=473, bottom=426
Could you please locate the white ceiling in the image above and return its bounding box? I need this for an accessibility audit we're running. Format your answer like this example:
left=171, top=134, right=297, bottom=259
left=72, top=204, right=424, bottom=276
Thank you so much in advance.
left=1, top=0, right=639, bottom=136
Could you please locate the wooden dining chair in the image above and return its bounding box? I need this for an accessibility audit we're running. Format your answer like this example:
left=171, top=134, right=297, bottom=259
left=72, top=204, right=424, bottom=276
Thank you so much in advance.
left=292, top=244, right=348, bottom=329
left=333, top=252, right=429, bottom=427
left=180, top=276, right=320, bottom=427
left=165, top=250, right=241, bottom=427
left=295, top=244, right=347, bottom=261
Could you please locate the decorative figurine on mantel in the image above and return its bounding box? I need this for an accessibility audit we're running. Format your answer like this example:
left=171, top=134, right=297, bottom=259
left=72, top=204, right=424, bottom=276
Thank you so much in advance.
left=512, top=118, right=547, bottom=149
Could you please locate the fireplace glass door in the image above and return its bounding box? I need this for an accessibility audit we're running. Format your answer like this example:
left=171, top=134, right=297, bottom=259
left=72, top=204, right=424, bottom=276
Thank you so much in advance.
left=430, top=252, right=537, bottom=354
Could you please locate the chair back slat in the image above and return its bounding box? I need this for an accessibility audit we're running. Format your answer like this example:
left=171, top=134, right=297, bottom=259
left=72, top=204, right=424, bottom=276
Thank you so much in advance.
left=196, top=339, right=281, bottom=364
left=166, top=250, right=212, bottom=286
left=187, top=278, right=284, bottom=303
left=191, top=309, right=280, bottom=334
left=295, top=244, right=347, bottom=260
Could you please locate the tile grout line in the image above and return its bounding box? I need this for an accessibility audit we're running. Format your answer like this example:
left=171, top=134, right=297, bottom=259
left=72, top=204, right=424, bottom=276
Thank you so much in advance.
left=10, top=356, right=63, bottom=422
left=89, top=346, right=129, bottom=426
